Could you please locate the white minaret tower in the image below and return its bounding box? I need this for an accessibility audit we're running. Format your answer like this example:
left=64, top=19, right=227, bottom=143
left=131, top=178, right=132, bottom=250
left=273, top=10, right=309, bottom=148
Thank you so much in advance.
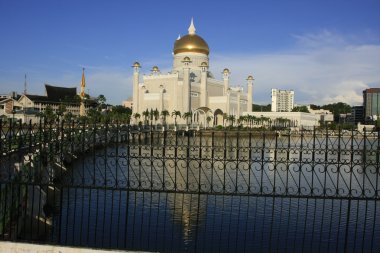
left=200, top=62, right=208, bottom=107
left=223, top=68, right=230, bottom=95
left=237, top=89, right=241, bottom=116
left=132, top=62, right=141, bottom=115
left=247, top=75, right=254, bottom=112
left=182, top=56, right=191, bottom=113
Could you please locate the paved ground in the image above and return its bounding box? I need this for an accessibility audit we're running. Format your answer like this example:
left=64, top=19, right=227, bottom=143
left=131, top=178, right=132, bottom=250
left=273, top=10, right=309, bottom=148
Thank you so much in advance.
left=0, top=242, right=154, bottom=253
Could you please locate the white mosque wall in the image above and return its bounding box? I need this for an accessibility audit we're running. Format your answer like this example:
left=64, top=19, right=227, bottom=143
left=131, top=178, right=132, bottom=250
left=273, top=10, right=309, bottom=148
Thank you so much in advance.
left=173, top=52, right=209, bottom=71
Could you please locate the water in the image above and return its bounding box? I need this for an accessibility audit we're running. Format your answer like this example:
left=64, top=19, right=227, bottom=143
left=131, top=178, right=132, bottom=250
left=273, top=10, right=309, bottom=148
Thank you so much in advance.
left=56, top=189, right=380, bottom=252
left=54, top=134, right=380, bottom=252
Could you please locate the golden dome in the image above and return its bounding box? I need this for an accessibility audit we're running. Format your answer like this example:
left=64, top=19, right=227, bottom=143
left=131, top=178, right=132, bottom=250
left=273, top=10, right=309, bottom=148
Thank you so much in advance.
left=247, top=75, right=254, bottom=80
left=183, top=56, right=191, bottom=62
left=174, top=34, right=209, bottom=55
left=152, top=66, right=159, bottom=72
left=200, top=62, right=208, bottom=66
left=132, top=62, right=141, bottom=68
left=223, top=68, right=230, bottom=74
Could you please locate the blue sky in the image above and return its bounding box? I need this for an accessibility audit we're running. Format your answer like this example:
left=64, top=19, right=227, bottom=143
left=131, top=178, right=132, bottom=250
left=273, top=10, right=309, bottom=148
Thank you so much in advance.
left=0, top=0, right=379, bottom=105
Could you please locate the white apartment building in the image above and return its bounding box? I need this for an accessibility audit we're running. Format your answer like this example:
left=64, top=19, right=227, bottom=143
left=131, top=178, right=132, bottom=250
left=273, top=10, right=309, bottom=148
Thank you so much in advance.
left=271, top=89, right=294, bottom=112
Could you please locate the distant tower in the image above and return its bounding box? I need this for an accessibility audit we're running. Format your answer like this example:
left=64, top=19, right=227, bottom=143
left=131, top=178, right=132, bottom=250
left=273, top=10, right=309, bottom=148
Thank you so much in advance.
left=132, top=62, right=141, bottom=114
left=24, top=74, right=27, bottom=95
left=80, top=68, right=86, bottom=116
left=247, top=75, right=254, bottom=112
left=223, top=68, right=230, bottom=95
left=182, top=56, right=192, bottom=113
left=200, top=62, right=208, bottom=107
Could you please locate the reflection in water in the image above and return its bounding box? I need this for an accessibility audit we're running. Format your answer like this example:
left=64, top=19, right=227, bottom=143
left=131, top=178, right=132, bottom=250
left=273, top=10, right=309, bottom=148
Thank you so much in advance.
left=55, top=189, right=380, bottom=253
left=54, top=134, right=380, bottom=252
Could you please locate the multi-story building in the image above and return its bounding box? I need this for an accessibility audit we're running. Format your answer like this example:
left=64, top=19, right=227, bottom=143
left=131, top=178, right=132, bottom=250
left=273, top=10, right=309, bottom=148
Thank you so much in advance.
left=122, top=98, right=133, bottom=110
left=363, top=88, right=380, bottom=121
left=271, top=89, right=294, bottom=112
left=350, top=106, right=364, bottom=125
left=7, top=84, right=98, bottom=123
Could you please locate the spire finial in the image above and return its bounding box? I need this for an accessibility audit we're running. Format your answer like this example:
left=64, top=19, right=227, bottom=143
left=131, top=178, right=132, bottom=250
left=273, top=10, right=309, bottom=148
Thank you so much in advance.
left=81, top=68, right=86, bottom=89
left=177, top=34, right=181, bottom=40
left=188, top=17, right=196, bottom=35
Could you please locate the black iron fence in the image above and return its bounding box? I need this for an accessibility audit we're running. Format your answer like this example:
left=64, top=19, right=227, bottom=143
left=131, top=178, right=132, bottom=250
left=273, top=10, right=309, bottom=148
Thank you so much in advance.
left=0, top=118, right=379, bottom=252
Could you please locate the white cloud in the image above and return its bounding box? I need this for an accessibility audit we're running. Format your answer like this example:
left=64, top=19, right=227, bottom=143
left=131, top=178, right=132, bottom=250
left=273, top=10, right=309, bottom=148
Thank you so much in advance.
left=293, top=30, right=347, bottom=48
left=209, top=31, right=380, bottom=105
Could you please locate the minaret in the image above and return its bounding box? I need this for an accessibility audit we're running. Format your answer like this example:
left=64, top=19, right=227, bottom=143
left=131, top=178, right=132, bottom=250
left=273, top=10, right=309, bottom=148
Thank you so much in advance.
left=200, top=62, right=208, bottom=107
left=132, top=62, right=141, bottom=114
left=182, top=56, right=191, bottom=113
left=223, top=68, right=230, bottom=95
left=226, top=88, right=231, bottom=115
left=237, top=89, right=241, bottom=117
left=247, top=75, right=254, bottom=112
left=80, top=68, right=86, bottom=117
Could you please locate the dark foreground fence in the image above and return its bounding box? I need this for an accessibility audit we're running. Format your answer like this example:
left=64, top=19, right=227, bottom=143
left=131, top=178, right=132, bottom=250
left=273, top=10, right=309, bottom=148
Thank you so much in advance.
left=0, top=119, right=379, bottom=252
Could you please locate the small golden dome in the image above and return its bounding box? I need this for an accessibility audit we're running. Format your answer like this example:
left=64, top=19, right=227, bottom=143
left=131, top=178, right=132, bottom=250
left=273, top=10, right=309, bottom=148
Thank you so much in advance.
left=200, top=62, right=208, bottom=66
left=174, top=34, right=209, bottom=55
left=247, top=75, right=254, bottom=80
left=223, top=68, right=230, bottom=74
left=152, top=66, right=159, bottom=72
left=132, top=62, right=141, bottom=68
left=183, top=56, right=191, bottom=62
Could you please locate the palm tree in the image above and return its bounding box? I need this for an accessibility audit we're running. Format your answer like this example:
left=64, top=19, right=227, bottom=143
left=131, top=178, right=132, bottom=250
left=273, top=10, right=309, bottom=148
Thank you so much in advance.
left=259, top=116, right=271, bottom=128
left=142, top=109, right=150, bottom=126
left=182, top=111, right=193, bottom=126
left=227, top=115, right=236, bottom=127
left=133, top=112, right=141, bottom=125
left=248, top=115, right=257, bottom=128
left=125, top=111, right=132, bottom=125
left=246, top=115, right=252, bottom=128
left=172, top=110, right=181, bottom=126
left=149, top=108, right=154, bottom=128
left=275, top=117, right=291, bottom=129
left=153, top=109, right=159, bottom=126
left=97, top=94, right=106, bottom=111
left=161, top=110, right=169, bottom=126
left=238, top=115, right=247, bottom=127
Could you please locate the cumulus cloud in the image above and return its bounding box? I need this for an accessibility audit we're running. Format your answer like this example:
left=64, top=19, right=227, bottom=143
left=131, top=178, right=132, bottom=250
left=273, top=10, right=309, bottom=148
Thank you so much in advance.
left=210, top=31, right=380, bottom=105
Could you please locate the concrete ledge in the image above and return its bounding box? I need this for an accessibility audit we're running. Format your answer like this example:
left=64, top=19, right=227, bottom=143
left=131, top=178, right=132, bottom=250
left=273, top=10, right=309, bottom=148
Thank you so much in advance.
left=0, top=242, right=153, bottom=253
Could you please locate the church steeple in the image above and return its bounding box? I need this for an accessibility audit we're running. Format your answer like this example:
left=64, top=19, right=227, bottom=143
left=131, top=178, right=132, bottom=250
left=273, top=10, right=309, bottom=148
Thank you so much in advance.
left=188, top=18, right=196, bottom=35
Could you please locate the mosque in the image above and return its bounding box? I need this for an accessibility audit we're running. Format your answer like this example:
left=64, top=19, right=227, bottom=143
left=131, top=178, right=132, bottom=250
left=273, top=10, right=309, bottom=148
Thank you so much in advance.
left=131, top=19, right=254, bottom=126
